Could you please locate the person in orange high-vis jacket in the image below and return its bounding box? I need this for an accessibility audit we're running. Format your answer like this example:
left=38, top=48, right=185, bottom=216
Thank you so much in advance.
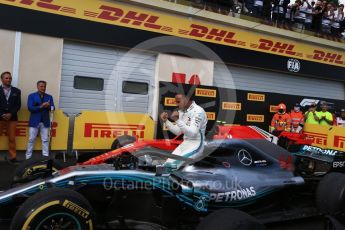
left=289, top=103, right=304, bottom=133
left=270, top=103, right=291, bottom=136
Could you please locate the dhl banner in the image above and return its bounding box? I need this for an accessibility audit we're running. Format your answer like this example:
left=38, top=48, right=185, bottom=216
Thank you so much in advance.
left=0, top=109, right=69, bottom=151
left=73, top=111, right=154, bottom=150
left=304, top=124, right=345, bottom=152
left=2, top=0, right=345, bottom=68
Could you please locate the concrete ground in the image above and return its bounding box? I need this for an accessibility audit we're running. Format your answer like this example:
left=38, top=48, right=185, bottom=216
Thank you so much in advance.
left=0, top=152, right=324, bottom=230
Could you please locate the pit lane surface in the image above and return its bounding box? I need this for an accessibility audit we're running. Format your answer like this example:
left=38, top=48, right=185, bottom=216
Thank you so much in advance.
left=0, top=157, right=324, bottom=230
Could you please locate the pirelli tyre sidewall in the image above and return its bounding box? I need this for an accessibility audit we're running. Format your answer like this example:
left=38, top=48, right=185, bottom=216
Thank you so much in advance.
left=14, top=157, right=63, bottom=179
left=10, top=188, right=95, bottom=230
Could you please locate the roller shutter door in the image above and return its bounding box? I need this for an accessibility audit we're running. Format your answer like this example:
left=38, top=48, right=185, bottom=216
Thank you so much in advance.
left=60, top=41, right=156, bottom=115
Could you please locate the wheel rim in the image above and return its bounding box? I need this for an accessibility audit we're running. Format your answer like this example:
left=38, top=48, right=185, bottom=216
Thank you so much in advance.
left=35, top=212, right=82, bottom=230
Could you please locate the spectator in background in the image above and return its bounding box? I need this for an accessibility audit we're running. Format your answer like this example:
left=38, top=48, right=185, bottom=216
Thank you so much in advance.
left=0, top=72, right=21, bottom=163
left=304, top=0, right=314, bottom=30
left=253, top=0, right=264, bottom=17
left=336, top=108, right=345, bottom=127
left=263, top=0, right=273, bottom=20
left=331, top=4, right=344, bottom=36
left=304, top=102, right=319, bottom=124
left=273, top=0, right=290, bottom=23
left=270, top=103, right=291, bottom=135
left=26, top=81, right=55, bottom=159
left=290, top=103, right=304, bottom=133
left=321, top=3, right=335, bottom=34
left=318, top=102, right=333, bottom=126
left=312, top=0, right=324, bottom=34
left=245, top=0, right=255, bottom=14
left=294, top=0, right=308, bottom=28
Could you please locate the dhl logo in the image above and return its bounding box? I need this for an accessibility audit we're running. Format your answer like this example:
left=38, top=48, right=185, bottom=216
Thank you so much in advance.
left=195, top=88, right=216, bottom=98
left=206, top=112, right=216, bottom=120
left=312, top=50, right=344, bottom=64
left=0, top=121, right=58, bottom=137
left=334, top=135, right=345, bottom=148
left=84, top=123, right=145, bottom=139
left=6, top=0, right=76, bottom=14
left=187, top=24, right=239, bottom=45
left=304, top=131, right=328, bottom=146
left=164, top=97, right=176, bottom=106
left=257, top=39, right=297, bottom=56
left=247, top=93, right=265, bottom=102
left=246, top=114, right=264, bottom=122
left=222, top=102, right=241, bottom=110
left=270, top=105, right=278, bottom=113
left=8, top=0, right=164, bottom=31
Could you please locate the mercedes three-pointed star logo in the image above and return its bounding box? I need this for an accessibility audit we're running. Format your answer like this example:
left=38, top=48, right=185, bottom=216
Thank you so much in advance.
left=237, top=149, right=253, bottom=166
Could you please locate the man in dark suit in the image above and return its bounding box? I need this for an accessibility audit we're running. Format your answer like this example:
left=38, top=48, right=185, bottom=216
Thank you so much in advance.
left=26, top=81, right=54, bottom=159
left=0, top=71, right=21, bottom=162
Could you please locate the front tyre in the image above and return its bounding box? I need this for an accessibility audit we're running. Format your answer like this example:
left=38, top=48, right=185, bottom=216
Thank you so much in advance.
left=10, top=188, right=95, bottom=230
left=14, top=157, right=64, bottom=180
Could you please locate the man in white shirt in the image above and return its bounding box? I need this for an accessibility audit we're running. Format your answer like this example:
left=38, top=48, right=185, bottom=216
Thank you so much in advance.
left=336, top=109, right=345, bottom=127
left=160, top=90, right=208, bottom=169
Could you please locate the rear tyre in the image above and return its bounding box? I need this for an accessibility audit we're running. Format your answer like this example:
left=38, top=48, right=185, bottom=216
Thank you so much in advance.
left=110, top=135, right=136, bottom=150
left=10, top=188, right=95, bottom=230
left=316, top=172, right=345, bottom=215
left=196, top=208, right=266, bottom=230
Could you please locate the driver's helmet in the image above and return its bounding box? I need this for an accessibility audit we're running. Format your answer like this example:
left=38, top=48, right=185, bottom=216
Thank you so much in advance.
left=277, top=103, right=286, bottom=115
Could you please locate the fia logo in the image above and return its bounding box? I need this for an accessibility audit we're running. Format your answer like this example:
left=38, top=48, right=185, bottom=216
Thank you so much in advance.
left=287, top=59, right=300, bottom=72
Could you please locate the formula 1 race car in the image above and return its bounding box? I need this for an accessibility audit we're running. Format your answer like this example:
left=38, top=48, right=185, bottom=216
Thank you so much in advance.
left=1, top=131, right=345, bottom=229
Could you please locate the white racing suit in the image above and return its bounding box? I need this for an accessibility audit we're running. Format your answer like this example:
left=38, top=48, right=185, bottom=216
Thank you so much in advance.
left=164, top=101, right=208, bottom=169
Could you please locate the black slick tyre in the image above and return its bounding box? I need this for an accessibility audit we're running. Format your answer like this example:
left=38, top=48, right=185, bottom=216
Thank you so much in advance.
left=14, top=157, right=63, bottom=180
left=10, top=187, right=95, bottom=230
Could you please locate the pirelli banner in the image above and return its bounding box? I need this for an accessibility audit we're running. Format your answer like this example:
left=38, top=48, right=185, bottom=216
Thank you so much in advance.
left=0, top=109, right=69, bottom=151
left=157, top=82, right=345, bottom=139
left=1, top=0, right=345, bottom=81
left=72, top=111, right=154, bottom=150
left=304, top=124, right=345, bottom=151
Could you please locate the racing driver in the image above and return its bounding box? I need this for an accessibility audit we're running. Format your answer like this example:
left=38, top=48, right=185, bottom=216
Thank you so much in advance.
left=160, top=89, right=208, bottom=169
